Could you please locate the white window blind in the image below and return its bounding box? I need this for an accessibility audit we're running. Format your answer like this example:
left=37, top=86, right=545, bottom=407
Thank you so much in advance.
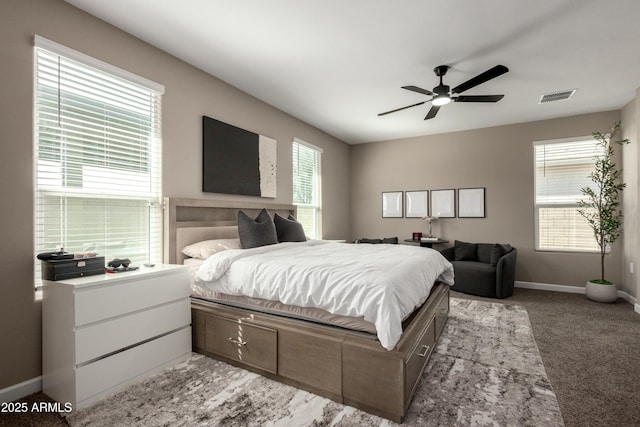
left=34, top=37, right=163, bottom=288
left=534, top=137, right=605, bottom=252
left=292, top=139, right=322, bottom=239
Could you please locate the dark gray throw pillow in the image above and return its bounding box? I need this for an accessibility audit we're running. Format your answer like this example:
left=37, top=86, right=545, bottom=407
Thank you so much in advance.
left=490, top=244, right=512, bottom=266
left=454, top=240, right=478, bottom=261
left=237, top=208, right=278, bottom=249
left=274, top=213, right=307, bottom=242
left=356, top=238, right=383, bottom=244
left=476, top=244, right=494, bottom=264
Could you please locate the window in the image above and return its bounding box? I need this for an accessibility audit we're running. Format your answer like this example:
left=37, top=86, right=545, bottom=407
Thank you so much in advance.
left=34, top=36, right=163, bottom=288
left=534, top=136, right=605, bottom=252
left=292, top=138, right=322, bottom=239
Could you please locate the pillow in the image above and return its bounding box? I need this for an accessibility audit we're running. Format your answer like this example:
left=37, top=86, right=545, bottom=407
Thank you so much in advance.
left=490, top=244, right=512, bottom=266
left=382, top=237, right=398, bottom=244
left=181, top=238, right=241, bottom=260
left=356, top=238, right=383, bottom=244
left=237, top=208, right=278, bottom=249
left=274, top=213, right=307, bottom=242
left=476, top=244, right=494, bottom=264
left=454, top=240, right=478, bottom=261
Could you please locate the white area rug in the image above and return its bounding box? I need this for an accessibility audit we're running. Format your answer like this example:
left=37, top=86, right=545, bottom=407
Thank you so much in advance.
left=65, top=298, right=564, bottom=426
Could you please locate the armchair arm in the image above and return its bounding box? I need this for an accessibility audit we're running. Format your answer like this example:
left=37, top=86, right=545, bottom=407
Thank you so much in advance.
left=495, top=248, right=517, bottom=298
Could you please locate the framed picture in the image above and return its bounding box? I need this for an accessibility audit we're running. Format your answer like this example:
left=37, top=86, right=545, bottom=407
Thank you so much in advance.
left=458, top=187, right=486, bottom=218
left=430, top=189, right=456, bottom=218
left=405, top=190, right=429, bottom=218
left=382, top=191, right=403, bottom=218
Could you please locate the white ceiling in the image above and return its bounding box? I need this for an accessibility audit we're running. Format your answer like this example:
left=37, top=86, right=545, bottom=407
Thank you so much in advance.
left=65, top=0, right=640, bottom=144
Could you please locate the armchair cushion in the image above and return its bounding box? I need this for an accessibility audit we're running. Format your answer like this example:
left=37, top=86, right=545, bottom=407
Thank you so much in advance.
left=476, top=244, right=494, bottom=264
left=490, top=244, right=512, bottom=266
left=454, top=240, right=478, bottom=261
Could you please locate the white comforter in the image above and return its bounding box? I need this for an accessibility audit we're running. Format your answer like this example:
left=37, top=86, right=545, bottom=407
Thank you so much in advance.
left=195, top=241, right=454, bottom=350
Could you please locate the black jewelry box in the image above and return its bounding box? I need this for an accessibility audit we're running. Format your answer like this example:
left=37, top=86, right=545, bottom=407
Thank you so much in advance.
left=41, top=256, right=105, bottom=281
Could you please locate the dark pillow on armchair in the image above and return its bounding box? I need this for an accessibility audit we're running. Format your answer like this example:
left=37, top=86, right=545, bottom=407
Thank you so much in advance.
left=476, top=244, right=494, bottom=264
left=490, top=244, right=512, bottom=266
left=454, top=240, right=478, bottom=261
left=274, top=213, right=307, bottom=242
left=238, top=208, right=278, bottom=249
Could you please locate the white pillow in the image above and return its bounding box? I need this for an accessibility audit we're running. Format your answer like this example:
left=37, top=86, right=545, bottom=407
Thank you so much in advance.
left=181, top=238, right=241, bottom=259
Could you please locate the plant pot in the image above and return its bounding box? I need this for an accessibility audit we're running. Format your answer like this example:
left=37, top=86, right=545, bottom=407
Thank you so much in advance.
left=585, top=280, right=618, bottom=303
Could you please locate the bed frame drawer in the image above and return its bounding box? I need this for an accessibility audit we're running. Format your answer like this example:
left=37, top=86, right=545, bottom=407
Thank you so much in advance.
left=404, top=316, right=436, bottom=400
left=205, top=314, right=277, bottom=374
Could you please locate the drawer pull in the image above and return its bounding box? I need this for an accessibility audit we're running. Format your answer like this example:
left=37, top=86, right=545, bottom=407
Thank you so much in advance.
left=417, top=344, right=430, bottom=358
left=228, top=337, right=247, bottom=346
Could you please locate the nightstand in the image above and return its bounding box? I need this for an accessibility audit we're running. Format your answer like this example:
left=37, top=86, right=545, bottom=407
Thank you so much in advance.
left=403, top=238, right=449, bottom=248
left=42, top=264, right=192, bottom=410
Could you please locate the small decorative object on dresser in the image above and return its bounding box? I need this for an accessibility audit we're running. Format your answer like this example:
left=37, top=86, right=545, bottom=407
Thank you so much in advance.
left=42, top=264, right=192, bottom=410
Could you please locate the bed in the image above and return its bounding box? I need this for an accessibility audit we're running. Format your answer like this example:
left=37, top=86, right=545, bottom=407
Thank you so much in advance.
left=164, top=197, right=452, bottom=423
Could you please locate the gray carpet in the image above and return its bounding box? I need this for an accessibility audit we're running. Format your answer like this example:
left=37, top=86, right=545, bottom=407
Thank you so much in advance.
left=63, top=298, right=563, bottom=426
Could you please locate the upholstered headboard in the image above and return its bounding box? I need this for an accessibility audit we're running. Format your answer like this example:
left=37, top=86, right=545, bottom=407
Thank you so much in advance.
left=163, top=197, right=297, bottom=264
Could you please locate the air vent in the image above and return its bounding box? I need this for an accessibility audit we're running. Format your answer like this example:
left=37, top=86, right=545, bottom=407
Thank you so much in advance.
left=539, top=89, right=577, bottom=104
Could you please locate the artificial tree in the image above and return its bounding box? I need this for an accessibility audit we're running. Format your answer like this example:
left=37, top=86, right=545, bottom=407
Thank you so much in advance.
left=577, top=121, right=630, bottom=285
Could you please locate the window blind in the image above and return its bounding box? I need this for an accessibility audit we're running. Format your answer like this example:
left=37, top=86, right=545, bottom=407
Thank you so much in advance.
left=34, top=37, right=163, bottom=288
left=534, top=137, right=604, bottom=252
left=292, top=139, right=322, bottom=239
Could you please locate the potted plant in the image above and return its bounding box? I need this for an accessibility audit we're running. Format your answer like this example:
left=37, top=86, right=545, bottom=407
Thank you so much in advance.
left=577, top=121, right=630, bottom=302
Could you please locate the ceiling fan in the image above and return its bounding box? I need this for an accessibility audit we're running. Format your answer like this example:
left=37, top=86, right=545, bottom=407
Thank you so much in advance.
left=378, top=64, right=509, bottom=120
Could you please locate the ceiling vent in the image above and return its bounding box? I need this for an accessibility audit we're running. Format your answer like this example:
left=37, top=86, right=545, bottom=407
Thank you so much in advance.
left=539, top=89, right=577, bottom=104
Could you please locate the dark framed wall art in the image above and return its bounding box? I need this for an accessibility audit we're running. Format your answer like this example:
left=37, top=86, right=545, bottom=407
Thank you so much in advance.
left=458, top=187, right=486, bottom=218
left=382, top=191, right=403, bottom=218
left=405, top=190, right=429, bottom=218
left=430, top=189, right=456, bottom=218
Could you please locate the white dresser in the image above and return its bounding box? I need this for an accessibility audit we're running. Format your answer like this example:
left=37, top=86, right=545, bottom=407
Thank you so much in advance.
left=42, top=264, right=192, bottom=410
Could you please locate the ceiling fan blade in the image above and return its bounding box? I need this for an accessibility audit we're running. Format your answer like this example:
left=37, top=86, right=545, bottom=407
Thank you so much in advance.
left=454, top=94, right=504, bottom=103
left=378, top=101, right=427, bottom=116
left=402, top=85, right=434, bottom=96
left=451, top=65, right=509, bottom=94
left=424, top=105, right=440, bottom=120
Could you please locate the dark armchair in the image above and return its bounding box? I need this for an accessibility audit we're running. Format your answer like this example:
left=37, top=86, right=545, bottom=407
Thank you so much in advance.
left=440, top=240, right=517, bottom=299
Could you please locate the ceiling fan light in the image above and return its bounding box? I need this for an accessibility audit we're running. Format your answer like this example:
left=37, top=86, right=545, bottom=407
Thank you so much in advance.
left=432, top=96, right=451, bottom=106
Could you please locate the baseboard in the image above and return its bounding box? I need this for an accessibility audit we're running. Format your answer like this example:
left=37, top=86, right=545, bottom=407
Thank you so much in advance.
left=0, top=376, right=42, bottom=403
left=516, top=281, right=638, bottom=309
left=515, top=281, right=585, bottom=294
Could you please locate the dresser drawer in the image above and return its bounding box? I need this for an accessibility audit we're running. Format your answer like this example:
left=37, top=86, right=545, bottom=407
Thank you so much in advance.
left=74, top=269, right=189, bottom=326
left=404, top=316, right=436, bottom=400
left=205, top=314, right=277, bottom=373
left=76, top=298, right=191, bottom=365
left=76, top=327, right=191, bottom=406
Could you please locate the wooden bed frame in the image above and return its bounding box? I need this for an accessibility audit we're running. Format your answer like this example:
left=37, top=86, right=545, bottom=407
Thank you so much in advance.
left=164, top=197, right=449, bottom=423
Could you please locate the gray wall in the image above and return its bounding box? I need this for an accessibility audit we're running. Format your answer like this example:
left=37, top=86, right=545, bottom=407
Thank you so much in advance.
left=350, top=111, right=628, bottom=290
left=622, top=89, right=639, bottom=308
left=0, top=0, right=350, bottom=389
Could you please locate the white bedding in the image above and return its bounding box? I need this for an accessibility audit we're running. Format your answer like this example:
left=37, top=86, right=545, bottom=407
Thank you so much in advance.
left=195, top=241, right=454, bottom=350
